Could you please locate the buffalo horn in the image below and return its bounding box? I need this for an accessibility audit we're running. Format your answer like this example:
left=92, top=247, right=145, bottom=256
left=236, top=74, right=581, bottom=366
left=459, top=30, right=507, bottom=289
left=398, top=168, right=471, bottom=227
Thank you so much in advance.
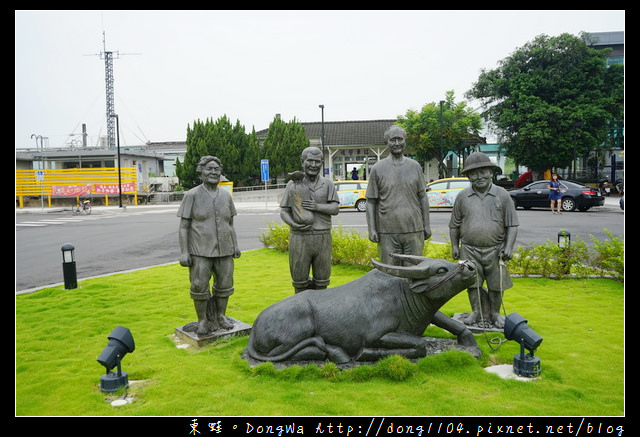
left=372, top=258, right=432, bottom=279
left=389, top=253, right=431, bottom=265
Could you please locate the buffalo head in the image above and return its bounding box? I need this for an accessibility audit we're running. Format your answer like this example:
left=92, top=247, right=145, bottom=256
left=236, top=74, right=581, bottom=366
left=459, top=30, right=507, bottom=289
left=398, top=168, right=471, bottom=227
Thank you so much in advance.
left=372, top=254, right=476, bottom=300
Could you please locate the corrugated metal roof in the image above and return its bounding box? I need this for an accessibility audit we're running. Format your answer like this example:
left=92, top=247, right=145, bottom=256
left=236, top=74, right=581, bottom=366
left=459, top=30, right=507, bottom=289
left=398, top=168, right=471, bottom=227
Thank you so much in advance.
left=257, top=119, right=397, bottom=146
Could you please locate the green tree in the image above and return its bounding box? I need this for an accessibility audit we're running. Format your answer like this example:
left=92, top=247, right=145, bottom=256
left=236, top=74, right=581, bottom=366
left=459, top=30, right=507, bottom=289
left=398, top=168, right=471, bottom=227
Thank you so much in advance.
left=397, top=91, right=483, bottom=177
left=176, top=115, right=255, bottom=189
left=240, top=128, right=263, bottom=186
left=283, top=118, right=310, bottom=173
left=176, top=118, right=209, bottom=189
left=262, top=116, right=310, bottom=180
left=466, top=32, right=624, bottom=174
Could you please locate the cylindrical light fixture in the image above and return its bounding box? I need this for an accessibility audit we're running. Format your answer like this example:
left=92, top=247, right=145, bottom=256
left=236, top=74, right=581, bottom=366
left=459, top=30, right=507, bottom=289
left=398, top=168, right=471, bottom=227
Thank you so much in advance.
left=61, top=243, right=77, bottom=290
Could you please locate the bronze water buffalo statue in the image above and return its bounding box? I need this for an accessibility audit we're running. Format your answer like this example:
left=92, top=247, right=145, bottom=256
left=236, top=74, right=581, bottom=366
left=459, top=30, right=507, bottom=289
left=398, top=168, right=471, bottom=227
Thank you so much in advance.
left=245, top=254, right=480, bottom=365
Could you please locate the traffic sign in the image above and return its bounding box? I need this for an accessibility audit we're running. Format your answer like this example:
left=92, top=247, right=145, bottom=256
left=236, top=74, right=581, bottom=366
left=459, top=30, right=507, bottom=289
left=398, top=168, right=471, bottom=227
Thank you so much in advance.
left=260, top=159, right=269, bottom=182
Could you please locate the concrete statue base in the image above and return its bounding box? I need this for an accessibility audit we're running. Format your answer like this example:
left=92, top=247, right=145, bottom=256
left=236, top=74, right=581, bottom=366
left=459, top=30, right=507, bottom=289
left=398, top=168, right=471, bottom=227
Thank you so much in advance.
left=175, top=318, right=252, bottom=348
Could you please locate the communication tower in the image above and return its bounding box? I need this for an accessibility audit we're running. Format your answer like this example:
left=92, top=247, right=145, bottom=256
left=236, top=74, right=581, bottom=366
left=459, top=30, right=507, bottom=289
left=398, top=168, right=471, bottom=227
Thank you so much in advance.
left=100, top=32, right=117, bottom=149
left=94, top=31, right=139, bottom=149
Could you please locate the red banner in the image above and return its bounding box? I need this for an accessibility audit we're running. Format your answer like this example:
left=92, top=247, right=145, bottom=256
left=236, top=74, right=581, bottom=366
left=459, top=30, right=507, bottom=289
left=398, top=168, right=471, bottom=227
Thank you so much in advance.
left=94, top=183, right=136, bottom=194
left=51, top=184, right=92, bottom=197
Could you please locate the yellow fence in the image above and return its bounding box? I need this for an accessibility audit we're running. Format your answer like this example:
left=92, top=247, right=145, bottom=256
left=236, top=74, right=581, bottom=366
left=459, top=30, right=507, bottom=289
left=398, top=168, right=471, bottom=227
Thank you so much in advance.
left=16, top=167, right=138, bottom=208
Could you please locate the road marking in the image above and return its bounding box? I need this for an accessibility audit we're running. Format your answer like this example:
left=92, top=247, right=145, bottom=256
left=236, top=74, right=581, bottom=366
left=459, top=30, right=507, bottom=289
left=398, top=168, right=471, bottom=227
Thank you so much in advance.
left=16, top=208, right=177, bottom=228
left=16, top=213, right=136, bottom=227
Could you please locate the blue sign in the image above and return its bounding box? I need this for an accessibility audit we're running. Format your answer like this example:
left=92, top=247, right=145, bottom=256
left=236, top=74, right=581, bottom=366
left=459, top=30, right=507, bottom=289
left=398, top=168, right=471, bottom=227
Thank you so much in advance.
left=260, top=159, right=269, bottom=182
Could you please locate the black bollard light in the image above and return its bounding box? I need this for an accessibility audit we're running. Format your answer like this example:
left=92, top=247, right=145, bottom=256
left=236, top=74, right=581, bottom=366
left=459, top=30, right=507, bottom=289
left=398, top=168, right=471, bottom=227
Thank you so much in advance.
left=61, top=243, right=77, bottom=289
left=557, top=229, right=571, bottom=248
left=557, top=230, right=571, bottom=274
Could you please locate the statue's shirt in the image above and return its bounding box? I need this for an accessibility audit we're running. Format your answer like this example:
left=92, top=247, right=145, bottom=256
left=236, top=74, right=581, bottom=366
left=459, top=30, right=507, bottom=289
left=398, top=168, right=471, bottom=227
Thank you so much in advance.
left=177, top=185, right=237, bottom=257
left=449, top=184, right=519, bottom=247
left=366, top=157, right=425, bottom=234
left=280, top=176, right=339, bottom=231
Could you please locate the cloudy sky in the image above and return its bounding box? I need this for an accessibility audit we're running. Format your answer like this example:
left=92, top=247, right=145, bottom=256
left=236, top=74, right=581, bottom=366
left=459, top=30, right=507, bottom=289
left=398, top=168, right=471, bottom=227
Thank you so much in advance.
left=15, top=10, right=624, bottom=149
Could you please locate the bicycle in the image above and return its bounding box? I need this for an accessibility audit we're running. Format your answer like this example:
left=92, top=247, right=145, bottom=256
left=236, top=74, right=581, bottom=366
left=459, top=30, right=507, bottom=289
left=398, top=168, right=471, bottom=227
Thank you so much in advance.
left=73, top=199, right=92, bottom=215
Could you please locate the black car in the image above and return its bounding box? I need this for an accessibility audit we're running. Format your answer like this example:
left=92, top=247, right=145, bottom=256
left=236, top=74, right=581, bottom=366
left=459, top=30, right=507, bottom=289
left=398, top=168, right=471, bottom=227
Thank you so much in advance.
left=509, top=180, right=605, bottom=212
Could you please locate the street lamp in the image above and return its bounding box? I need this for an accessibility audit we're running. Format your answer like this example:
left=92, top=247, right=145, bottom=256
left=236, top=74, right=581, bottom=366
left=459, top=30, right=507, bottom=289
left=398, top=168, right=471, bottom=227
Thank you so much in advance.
left=439, top=100, right=445, bottom=179
left=572, top=121, right=583, bottom=179
left=31, top=134, right=47, bottom=210
left=319, top=104, right=325, bottom=174
left=110, top=114, right=123, bottom=208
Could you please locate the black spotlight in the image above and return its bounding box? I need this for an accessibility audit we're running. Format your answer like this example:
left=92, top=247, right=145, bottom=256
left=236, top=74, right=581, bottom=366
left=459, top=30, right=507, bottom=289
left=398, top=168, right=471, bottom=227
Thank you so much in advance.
left=97, top=326, right=135, bottom=393
left=504, top=313, right=543, bottom=377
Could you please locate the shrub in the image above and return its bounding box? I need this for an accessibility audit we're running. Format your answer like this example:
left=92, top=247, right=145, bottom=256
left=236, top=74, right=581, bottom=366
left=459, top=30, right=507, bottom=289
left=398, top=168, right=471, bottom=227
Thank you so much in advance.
left=423, top=232, right=455, bottom=260
left=509, top=238, right=590, bottom=277
left=331, top=225, right=378, bottom=267
left=376, top=355, right=418, bottom=381
left=508, top=231, right=623, bottom=280
left=259, top=221, right=623, bottom=280
left=588, top=229, right=624, bottom=280
left=258, top=222, right=290, bottom=252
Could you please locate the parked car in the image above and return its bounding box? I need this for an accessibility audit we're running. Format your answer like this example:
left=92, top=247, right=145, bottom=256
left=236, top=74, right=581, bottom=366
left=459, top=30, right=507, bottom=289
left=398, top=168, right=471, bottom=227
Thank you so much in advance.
left=426, top=177, right=470, bottom=207
left=334, top=180, right=368, bottom=212
left=620, top=195, right=624, bottom=211
left=509, top=180, right=605, bottom=212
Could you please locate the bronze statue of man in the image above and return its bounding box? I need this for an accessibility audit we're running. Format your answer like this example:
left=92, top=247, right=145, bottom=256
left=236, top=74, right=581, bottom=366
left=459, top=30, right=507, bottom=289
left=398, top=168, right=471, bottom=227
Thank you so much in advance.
left=366, top=124, right=431, bottom=265
left=449, top=151, right=519, bottom=329
left=177, top=156, right=241, bottom=335
left=280, top=146, right=340, bottom=294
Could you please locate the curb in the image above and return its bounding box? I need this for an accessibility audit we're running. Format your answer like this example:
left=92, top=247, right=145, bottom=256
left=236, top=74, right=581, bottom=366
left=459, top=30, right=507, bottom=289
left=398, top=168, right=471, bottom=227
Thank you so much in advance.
left=16, top=199, right=621, bottom=214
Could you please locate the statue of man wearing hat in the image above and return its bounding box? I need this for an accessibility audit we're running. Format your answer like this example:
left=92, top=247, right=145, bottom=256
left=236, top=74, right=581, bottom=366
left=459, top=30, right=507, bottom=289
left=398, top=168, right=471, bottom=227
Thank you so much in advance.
left=449, top=151, right=519, bottom=329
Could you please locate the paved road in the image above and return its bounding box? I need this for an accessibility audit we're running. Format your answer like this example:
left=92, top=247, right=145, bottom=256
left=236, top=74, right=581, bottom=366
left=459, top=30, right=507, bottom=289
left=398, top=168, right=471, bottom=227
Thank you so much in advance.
left=16, top=198, right=623, bottom=293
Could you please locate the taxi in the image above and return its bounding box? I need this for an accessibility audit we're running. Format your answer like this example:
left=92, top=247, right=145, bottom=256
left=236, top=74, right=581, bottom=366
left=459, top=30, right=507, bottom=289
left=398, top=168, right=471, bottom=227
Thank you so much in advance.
left=334, top=180, right=368, bottom=212
left=426, top=177, right=470, bottom=207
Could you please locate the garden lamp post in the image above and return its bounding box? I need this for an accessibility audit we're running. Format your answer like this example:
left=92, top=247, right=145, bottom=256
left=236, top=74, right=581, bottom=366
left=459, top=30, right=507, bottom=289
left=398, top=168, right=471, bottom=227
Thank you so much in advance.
left=61, top=243, right=77, bottom=290
left=557, top=229, right=571, bottom=274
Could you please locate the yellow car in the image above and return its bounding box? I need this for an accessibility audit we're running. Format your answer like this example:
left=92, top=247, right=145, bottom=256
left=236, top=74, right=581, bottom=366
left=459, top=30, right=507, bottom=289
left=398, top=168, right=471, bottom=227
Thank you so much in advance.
left=426, top=177, right=470, bottom=207
left=335, top=180, right=368, bottom=212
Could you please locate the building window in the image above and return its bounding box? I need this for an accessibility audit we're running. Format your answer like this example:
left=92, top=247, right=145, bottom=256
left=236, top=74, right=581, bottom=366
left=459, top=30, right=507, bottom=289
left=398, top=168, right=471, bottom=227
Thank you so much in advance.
left=63, top=161, right=103, bottom=169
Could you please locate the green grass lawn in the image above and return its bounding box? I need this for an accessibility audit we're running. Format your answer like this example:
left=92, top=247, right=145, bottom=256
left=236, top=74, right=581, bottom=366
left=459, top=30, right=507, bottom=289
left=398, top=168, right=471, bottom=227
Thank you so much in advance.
left=15, top=248, right=624, bottom=416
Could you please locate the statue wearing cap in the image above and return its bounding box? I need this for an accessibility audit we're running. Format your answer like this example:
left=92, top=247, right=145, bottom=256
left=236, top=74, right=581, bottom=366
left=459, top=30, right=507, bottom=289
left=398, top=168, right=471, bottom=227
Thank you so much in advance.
left=449, top=152, right=519, bottom=329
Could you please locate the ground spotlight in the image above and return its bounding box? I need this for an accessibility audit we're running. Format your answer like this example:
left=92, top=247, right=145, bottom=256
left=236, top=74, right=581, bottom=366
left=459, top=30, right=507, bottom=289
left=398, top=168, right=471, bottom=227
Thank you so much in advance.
left=504, top=312, right=543, bottom=377
left=97, top=326, right=135, bottom=393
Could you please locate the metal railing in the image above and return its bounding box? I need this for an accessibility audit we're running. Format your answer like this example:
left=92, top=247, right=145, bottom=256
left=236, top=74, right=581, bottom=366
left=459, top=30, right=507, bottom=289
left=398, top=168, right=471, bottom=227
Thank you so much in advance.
left=16, top=167, right=138, bottom=208
left=232, top=183, right=287, bottom=192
